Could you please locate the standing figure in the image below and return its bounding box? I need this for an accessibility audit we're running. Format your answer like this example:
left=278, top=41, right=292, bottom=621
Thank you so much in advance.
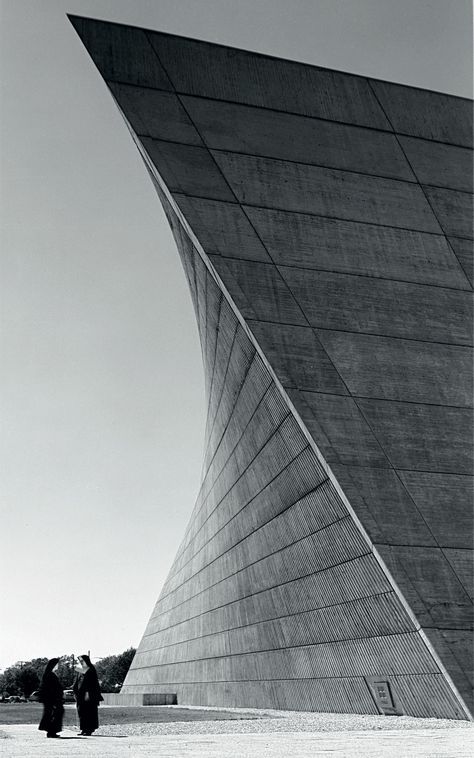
left=73, top=654, right=103, bottom=736
left=38, top=657, right=64, bottom=738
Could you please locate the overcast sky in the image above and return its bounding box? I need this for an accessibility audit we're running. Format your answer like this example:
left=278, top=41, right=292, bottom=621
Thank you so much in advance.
left=1, top=0, right=472, bottom=672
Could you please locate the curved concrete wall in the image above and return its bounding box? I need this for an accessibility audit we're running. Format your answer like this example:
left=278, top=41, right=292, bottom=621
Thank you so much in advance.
left=70, top=16, right=473, bottom=718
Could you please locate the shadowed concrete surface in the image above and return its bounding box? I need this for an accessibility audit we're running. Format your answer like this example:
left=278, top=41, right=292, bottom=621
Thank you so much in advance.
left=1, top=707, right=473, bottom=757
left=68, top=16, right=473, bottom=719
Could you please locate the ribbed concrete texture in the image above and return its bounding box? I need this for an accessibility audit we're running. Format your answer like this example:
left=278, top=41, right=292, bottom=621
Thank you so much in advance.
left=69, top=16, right=473, bottom=719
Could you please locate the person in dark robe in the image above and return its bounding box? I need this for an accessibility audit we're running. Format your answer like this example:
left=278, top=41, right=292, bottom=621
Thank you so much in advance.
left=38, top=657, right=64, bottom=738
left=72, top=654, right=103, bottom=736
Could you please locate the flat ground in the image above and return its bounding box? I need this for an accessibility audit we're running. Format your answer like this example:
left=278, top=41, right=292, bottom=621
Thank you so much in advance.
left=1, top=703, right=472, bottom=757
left=0, top=703, right=263, bottom=726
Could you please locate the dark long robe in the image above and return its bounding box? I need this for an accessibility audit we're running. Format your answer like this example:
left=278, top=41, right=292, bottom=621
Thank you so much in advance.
left=73, top=667, right=103, bottom=734
left=38, top=666, right=64, bottom=735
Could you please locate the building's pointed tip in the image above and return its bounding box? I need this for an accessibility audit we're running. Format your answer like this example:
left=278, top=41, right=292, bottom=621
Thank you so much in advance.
left=67, top=14, right=103, bottom=36
left=66, top=13, right=85, bottom=35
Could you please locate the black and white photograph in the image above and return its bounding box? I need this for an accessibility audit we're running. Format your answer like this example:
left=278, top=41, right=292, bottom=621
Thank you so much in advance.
left=1, top=1, right=472, bottom=755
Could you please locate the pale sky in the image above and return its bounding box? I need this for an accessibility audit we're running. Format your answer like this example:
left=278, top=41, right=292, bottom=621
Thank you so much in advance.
left=0, top=0, right=472, bottom=671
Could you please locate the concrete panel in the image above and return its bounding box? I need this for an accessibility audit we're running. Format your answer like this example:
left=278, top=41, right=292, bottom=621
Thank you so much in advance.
left=448, top=237, right=473, bottom=287
left=389, top=674, right=467, bottom=720
left=145, top=591, right=411, bottom=653
left=165, top=480, right=348, bottom=602
left=146, top=555, right=394, bottom=639
left=201, top=272, right=222, bottom=389
left=131, top=632, right=439, bottom=681
left=141, top=139, right=235, bottom=200
left=375, top=544, right=473, bottom=629
left=423, top=185, right=473, bottom=239
left=202, top=360, right=273, bottom=488
left=329, top=463, right=437, bottom=547
left=109, top=84, right=202, bottom=144
left=294, top=391, right=390, bottom=468
left=140, top=595, right=414, bottom=663
left=166, top=212, right=198, bottom=310
left=205, top=303, right=238, bottom=441
left=163, top=518, right=369, bottom=617
left=202, top=361, right=273, bottom=487
left=174, top=195, right=270, bottom=262
left=147, top=32, right=391, bottom=129
left=357, top=398, right=473, bottom=474
left=193, top=251, right=208, bottom=348
left=178, top=440, right=315, bottom=573
left=69, top=16, right=173, bottom=89
left=397, top=471, right=473, bottom=550
left=212, top=151, right=441, bottom=233
left=208, top=256, right=305, bottom=325
left=245, top=206, right=469, bottom=289
left=369, top=80, right=473, bottom=147
left=207, top=329, right=256, bottom=447
left=182, top=96, right=414, bottom=180
left=317, top=331, right=473, bottom=406
left=399, top=136, right=473, bottom=192
left=424, top=629, right=473, bottom=713
left=247, top=321, right=348, bottom=394
left=204, top=414, right=296, bottom=537
left=444, top=549, right=474, bottom=600
left=189, top=449, right=328, bottom=574
left=208, top=298, right=237, bottom=383
left=121, top=674, right=466, bottom=718
left=280, top=267, right=473, bottom=345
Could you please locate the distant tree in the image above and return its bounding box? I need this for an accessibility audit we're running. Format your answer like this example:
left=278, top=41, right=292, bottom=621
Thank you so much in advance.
left=0, top=655, right=75, bottom=697
left=0, top=649, right=135, bottom=696
left=0, top=666, right=20, bottom=697
left=0, top=659, right=47, bottom=697
left=95, top=647, right=136, bottom=692
left=56, top=655, right=76, bottom=688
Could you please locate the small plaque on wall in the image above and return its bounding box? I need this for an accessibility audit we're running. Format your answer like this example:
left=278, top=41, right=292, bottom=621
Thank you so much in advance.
left=365, top=677, right=402, bottom=716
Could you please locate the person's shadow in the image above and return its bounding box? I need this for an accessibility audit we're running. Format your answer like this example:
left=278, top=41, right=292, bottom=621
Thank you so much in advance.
left=54, top=736, right=83, bottom=740
left=62, top=732, right=128, bottom=739
left=88, top=734, right=128, bottom=738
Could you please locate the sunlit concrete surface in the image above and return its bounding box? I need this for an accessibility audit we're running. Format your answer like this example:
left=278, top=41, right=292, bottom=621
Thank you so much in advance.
left=0, top=724, right=472, bottom=757
left=1, top=708, right=473, bottom=758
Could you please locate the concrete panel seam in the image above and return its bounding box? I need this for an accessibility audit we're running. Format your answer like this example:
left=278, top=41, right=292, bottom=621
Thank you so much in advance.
left=232, top=315, right=474, bottom=350
left=192, top=378, right=278, bottom=532
left=147, top=547, right=372, bottom=626
left=90, top=66, right=472, bottom=151
left=156, top=509, right=348, bottom=605
left=202, top=319, right=239, bottom=455
left=149, top=449, right=330, bottom=606
left=208, top=251, right=472, bottom=294
left=131, top=630, right=430, bottom=668
left=171, top=413, right=297, bottom=562
left=289, top=388, right=473, bottom=413
left=164, top=186, right=468, bottom=241
left=366, top=79, right=473, bottom=294
left=140, top=590, right=407, bottom=648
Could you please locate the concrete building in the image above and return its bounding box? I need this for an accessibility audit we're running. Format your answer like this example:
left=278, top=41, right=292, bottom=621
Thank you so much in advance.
left=70, top=16, right=473, bottom=719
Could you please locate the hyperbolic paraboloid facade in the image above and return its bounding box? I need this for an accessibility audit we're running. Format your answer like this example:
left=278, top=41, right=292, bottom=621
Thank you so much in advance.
left=70, top=16, right=473, bottom=719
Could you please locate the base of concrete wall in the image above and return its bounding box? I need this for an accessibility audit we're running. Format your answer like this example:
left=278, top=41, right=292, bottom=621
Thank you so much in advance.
left=102, top=693, right=177, bottom=706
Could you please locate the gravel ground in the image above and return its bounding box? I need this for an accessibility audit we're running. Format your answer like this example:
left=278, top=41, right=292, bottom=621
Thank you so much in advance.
left=86, top=705, right=474, bottom=737
left=1, top=709, right=472, bottom=758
